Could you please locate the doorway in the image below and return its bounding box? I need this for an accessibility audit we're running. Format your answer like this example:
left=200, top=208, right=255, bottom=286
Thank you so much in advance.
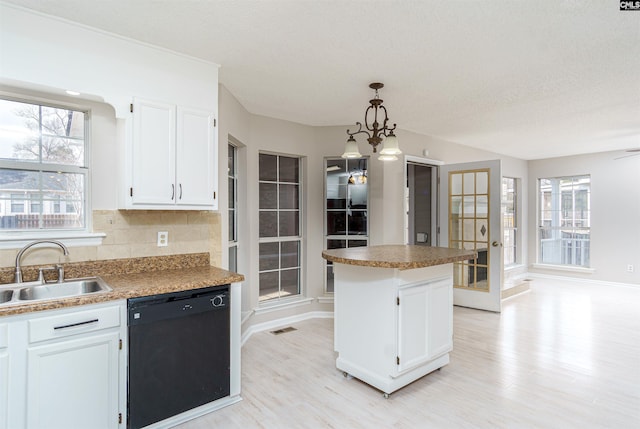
left=405, top=159, right=440, bottom=246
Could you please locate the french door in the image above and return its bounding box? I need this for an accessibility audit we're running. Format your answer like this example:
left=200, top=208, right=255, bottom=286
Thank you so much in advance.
left=439, top=160, right=503, bottom=312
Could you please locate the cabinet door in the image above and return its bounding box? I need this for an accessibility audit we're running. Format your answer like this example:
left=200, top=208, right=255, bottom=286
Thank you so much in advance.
left=176, top=106, right=216, bottom=207
left=131, top=98, right=176, bottom=205
left=427, top=278, right=453, bottom=359
left=397, top=284, right=430, bottom=372
left=26, top=331, right=120, bottom=429
left=396, top=278, right=453, bottom=373
left=0, top=324, right=7, bottom=429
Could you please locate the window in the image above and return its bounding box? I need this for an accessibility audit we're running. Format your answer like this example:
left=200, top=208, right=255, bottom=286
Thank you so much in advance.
left=10, top=193, right=25, bottom=214
left=228, top=143, right=238, bottom=272
left=30, top=194, right=42, bottom=214
left=258, top=153, right=302, bottom=302
left=502, top=177, right=517, bottom=266
left=0, top=98, right=87, bottom=231
left=538, top=175, right=591, bottom=267
left=324, top=157, right=369, bottom=293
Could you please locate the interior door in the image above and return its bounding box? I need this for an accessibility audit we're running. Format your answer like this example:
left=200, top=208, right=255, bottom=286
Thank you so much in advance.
left=439, top=160, right=502, bottom=312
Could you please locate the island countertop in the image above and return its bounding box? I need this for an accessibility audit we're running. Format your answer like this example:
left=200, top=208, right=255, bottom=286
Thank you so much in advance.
left=322, top=245, right=477, bottom=269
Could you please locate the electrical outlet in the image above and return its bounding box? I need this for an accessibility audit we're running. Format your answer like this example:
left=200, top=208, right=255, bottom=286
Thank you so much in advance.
left=627, top=264, right=634, bottom=273
left=157, top=231, right=168, bottom=247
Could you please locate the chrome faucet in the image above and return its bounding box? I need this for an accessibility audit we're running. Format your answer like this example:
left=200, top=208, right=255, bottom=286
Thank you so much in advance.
left=15, top=240, right=69, bottom=283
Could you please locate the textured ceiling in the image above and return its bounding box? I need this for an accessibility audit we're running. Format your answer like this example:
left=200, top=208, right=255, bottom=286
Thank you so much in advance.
left=3, top=0, right=640, bottom=160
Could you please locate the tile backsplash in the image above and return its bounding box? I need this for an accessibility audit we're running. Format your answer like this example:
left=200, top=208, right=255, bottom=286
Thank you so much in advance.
left=0, top=210, right=222, bottom=269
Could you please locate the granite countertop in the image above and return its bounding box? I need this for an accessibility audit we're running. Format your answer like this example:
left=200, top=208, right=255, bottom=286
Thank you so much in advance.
left=0, top=253, right=244, bottom=317
left=322, top=245, right=477, bottom=269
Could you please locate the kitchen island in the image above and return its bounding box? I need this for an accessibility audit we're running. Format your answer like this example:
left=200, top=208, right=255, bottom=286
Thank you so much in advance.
left=322, top=245, right=476, bottom=397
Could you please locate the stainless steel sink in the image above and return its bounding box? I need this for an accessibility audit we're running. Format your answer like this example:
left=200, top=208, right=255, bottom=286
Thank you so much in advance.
left=0, top=277, right=111, bottom=305
left=18, top=278, right=111, bottom=301
left=0, top=290, right=13, bottom=304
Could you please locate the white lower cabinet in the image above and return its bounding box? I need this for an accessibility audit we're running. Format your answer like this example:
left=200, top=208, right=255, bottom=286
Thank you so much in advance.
left=397, top=278, right=452, bottom=372
left=0, top=323, right=8, bottom=429
left=26, top=331, right=120, bottom=429
left=4, top=301, right=126, bottom=429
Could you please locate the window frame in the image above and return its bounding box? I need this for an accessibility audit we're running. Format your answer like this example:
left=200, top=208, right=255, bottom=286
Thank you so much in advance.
left=537, top=174, right=591, bottom=268
left=258, top=152, right=304, bottom=304
left=0, top=92, right=102, bottom=249
left=10, top=193, right=25, bottom=214
left=323, top=156, right=370, bottom=294
left=228, top=142, right=238, bottom=272
left=502, top=177, right=518, bottom=267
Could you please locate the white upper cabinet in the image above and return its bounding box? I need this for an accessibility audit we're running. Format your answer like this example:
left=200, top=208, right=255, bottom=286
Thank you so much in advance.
left=125, top=98, right=218, bottom=210
left=131, top=98, right=177, bottom=206
left=176, top=107, right=217, bottom=207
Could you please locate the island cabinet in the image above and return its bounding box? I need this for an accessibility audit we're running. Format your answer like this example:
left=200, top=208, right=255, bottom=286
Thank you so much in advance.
left=125, top=97, right=218, bottom=210
left=397, top=273, right=452, bottom=372
left=323, top=245, right=476, bottom=397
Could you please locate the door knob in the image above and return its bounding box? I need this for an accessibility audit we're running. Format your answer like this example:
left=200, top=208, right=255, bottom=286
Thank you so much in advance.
left=492, top=241, right=501, bottom=247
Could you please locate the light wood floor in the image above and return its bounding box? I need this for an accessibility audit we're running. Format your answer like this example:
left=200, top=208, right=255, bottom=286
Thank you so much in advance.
left=179, top=278, right=640, bottom=428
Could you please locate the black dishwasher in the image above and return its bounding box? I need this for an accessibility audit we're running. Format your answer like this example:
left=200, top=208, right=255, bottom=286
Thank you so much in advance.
left=127, top=285, right=230, bottom=429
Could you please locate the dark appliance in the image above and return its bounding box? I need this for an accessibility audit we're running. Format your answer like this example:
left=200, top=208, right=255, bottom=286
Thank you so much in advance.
left=127, top=285, right=230, bottom=429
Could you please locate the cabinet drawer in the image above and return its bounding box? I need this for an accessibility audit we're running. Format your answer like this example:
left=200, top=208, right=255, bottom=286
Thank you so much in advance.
left=0, top=323, right=7, bottom=348
left=28, top=305, right=120, bottom=343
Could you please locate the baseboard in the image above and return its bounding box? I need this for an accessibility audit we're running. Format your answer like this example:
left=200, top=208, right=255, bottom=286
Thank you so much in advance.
left=528, top=272, right=640, bottom=289
left=241, top=310, right=334, bottom=346
left=501, top=281, right=530, bottom=299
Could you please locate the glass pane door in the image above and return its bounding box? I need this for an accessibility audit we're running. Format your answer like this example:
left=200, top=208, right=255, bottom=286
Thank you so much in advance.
left=449, top=169, right=490, bottom=291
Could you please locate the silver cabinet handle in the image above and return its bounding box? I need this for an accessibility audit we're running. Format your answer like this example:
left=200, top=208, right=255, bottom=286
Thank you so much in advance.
left=179, top=183, right=183, bottom=200
left=171, top=184, right=175, bottom=200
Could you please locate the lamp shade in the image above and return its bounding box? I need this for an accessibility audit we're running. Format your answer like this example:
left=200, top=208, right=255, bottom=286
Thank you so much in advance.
left=379, top=133, right=402, bottom=156
left=341, top=136, right=362, bottom=158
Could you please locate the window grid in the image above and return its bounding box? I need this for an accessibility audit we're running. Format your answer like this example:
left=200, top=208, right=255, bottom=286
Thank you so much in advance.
left=449, top=169, right=490, bottom=292
left=538, top=175, right=591, bottom=267
left=502, top=177, right=517, bottom=266
left=0, top=97, right=88, bottom=231
left=324, top=157, right=369, bottom=294
left=258, top=153, right=302, bottom=302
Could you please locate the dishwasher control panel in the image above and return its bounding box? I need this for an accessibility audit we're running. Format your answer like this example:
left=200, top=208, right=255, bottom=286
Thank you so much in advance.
left=127, top=285, right=230, bottom=326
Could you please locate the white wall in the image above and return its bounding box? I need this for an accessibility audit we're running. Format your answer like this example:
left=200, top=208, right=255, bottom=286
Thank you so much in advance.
left=218, top=86, right=252, bottom=313
left=528, top=151, right=640, bottom=285
left=0, top=3, right=219, bottom=117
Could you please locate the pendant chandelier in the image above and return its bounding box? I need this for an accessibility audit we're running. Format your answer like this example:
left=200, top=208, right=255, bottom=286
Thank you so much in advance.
left=342, top=82, right=402, bottom=161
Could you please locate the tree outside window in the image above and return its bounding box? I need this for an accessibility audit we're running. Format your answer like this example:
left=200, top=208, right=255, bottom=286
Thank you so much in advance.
left=0, top=98, right=87, bottom=230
